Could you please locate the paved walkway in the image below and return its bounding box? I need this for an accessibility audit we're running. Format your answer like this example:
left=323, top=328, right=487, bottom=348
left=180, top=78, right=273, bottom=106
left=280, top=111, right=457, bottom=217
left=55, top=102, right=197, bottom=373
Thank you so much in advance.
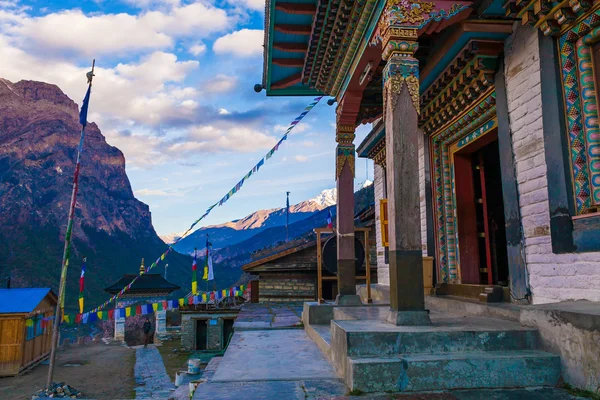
left=134, top=345, right=176, bottom=399
left=193, top=303, right=347, bottom=399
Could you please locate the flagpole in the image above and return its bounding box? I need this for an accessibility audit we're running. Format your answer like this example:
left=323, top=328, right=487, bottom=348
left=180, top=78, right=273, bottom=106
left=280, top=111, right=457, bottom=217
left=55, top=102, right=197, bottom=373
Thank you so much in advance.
left=286, top=191, right=290, bottom=242
left=47, top=60, right=95, bottom=389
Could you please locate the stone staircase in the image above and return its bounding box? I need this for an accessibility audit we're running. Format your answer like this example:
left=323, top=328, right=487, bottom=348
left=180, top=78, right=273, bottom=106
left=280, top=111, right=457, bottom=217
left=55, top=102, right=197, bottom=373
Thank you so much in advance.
left=303, top=304, right=561, bottom=393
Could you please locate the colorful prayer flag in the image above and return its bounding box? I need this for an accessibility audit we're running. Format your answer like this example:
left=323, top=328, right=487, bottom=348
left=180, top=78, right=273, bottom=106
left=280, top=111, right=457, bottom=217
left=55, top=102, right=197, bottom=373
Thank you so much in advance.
left=79, top=85, right=92, bottom=127
left=179, top=298, right=185, bottom=307
left=327, top=209, right=333, bottom=228
left=126, top=307, right=132, bottom=317
left=192, top=248, right=198, bottom=295
left=203, top=237, right=214, bottom=281
left=152, top=303, right=158, bottom=312
left=79, top=257, right=86, bottom=314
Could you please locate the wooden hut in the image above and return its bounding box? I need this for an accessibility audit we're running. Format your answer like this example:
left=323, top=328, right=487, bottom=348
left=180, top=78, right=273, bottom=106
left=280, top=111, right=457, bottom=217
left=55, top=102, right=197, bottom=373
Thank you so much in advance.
left=0, top=288, right=57, bottom=376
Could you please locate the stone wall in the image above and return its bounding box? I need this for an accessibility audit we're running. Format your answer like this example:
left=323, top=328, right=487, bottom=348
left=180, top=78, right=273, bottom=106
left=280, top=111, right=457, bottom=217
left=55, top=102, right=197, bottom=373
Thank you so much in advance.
left=259, top=277, right=316, bottom=302
left=504, top=23, right=600, bottom=303
left=373, top=163, right=389, bottom=285
left=180, top=314, right=194, bottom=351
left=207, top=318, right=222, bottom=350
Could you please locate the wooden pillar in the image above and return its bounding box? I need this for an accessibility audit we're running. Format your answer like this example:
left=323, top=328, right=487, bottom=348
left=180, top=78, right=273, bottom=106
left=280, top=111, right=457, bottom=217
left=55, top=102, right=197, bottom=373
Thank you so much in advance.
left=335, top=123, right=361, bottom=304
left=382, top=28, right=430, bottom=325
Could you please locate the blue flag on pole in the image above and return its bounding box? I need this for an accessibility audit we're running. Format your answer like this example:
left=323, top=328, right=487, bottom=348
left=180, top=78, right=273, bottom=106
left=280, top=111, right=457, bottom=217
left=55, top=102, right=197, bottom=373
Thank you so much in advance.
left=79, top=86, right=92, bottom=127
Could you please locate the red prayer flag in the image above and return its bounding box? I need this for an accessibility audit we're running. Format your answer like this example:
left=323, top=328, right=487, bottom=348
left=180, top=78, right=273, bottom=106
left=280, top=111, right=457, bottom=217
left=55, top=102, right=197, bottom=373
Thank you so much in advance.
left=136, top=305, right=142, bottom=315
left=108, top=309, right=114, bottom=320
left=188, top=297, right=193, bottom=305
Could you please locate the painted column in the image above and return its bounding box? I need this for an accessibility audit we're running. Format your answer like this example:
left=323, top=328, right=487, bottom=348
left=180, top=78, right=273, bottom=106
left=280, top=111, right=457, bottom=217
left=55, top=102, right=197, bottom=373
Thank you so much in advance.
left=335, top=122, right=361, bottom=304
left=114, top=316, right=125, bottom=341
left=382, top=27, right=430, bottom=325
left=155, top=309, right=167, bottom=342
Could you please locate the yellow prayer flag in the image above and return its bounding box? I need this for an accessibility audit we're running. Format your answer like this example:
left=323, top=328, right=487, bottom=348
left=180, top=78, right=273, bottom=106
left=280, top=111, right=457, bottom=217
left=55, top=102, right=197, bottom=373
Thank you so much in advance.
left=202, top=267, right=208, bottom=281
left=78, top=298, right=84, bottom=315
left=152, top=303, right=158, bottom=312
left=222, top=289, right=227, bottom=297
left=202, top=293, right=207, bottom=303
left=97, top=311, right=103, bottom=320
left=126, top=307, right=132, bottom=317
left=161, top=254, right=165, bottom=260
left=192, top=281, right=198, bottom=296
left=179, top=298, right=184, bottom=307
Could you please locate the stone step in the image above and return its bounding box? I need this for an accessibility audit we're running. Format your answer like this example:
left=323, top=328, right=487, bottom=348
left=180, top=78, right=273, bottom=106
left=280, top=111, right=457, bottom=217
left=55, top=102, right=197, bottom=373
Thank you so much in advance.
left=305, top=323, right=332, bottom=361
left=331, top=320, right=540, bottom=357
left=347, top=350, right=561, bottom=392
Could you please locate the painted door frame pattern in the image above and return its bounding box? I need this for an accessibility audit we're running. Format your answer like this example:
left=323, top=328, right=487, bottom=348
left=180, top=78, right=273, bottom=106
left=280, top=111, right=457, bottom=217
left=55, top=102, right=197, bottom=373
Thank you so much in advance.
left=431, top=89, right=497, bottom=283
left=449, top=118, right=498, bottom=284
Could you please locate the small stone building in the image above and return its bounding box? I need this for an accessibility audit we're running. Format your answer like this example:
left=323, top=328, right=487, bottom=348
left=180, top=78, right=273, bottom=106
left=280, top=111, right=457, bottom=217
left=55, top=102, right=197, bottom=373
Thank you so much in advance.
left=242, top=215, right=377, bottom=302
left=180, top=305, right=240, bottom=351
left=104, top=259, right=179, bottom=342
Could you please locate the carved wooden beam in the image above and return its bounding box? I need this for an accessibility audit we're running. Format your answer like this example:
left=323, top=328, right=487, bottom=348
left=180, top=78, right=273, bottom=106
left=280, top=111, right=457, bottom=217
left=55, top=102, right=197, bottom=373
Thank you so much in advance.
left=275, top=2, right=317, bottom=14
left=272, top=58, right=305, bottom=67
left=273, top=42, right=308, bottom=52
left=274, top=24, right=312, bottom=35
left=271, top=73, right=302, bottom=89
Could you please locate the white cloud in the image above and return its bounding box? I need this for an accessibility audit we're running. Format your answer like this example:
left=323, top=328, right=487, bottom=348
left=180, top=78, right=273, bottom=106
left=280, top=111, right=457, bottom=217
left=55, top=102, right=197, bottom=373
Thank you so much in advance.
left=274, top=122, right=309, bottom=134
left=171, top=125, right=277, bottom=154
left=218, top=108, right=230, bottom=115
left=238, top=0, right=265, bottom=11
left=2, top=3, right=230, bottom=57
left=135, top=188, right=171, bottom=196
left=294, top=155, right=309, bottom=162
left=189, top=42, right=206, bottom=56
left=213, top=29, right=263, bottom=57
left=205, top=74, right=237, bottom=93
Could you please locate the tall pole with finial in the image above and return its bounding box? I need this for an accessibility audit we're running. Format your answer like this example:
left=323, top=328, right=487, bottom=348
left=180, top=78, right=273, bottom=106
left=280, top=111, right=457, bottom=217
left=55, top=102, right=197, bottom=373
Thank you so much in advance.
left=47, top=60, right=95, bottom=389
left=286, top=191, right=290, bottom=242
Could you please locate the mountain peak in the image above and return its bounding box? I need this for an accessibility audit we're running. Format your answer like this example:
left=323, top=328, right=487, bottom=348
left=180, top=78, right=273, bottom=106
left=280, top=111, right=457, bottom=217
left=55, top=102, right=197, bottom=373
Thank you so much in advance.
left=309, top=188, right=337, bottom=208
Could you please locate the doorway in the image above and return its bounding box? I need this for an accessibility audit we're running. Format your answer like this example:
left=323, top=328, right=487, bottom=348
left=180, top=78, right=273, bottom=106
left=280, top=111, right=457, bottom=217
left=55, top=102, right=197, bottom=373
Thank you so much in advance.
left=196, top=319, right=207, bottom=350
left=223, top=319, right=234, bottom=348
left=453, top=130, right=509, bottom=286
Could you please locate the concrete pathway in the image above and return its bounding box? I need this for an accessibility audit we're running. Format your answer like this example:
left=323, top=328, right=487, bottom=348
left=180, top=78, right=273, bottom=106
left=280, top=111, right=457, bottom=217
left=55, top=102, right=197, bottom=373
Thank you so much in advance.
left=134, top=345, right=176, bottom=399
left=193, top=303, right=347, bottom=399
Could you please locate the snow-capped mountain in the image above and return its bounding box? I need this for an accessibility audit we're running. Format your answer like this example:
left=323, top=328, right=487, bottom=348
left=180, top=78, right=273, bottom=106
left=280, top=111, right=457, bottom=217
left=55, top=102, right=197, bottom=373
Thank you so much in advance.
left=167, top=188, right=336, bottom=253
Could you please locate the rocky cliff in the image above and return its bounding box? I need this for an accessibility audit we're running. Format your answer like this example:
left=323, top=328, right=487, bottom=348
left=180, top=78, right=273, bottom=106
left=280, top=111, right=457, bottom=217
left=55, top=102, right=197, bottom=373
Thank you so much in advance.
left=0, top=78, right=192, bottom=310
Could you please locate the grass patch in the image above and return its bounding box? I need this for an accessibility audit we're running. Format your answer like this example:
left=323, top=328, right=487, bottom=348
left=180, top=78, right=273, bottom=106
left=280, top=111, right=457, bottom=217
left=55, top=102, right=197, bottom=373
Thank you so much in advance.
left=125, top=349, right=137, bottom=399
left=157, top=340, right=193, bottom=382
left=347, top=388, right=365, bottom=396
left=563, top=383, right=600, bottom=399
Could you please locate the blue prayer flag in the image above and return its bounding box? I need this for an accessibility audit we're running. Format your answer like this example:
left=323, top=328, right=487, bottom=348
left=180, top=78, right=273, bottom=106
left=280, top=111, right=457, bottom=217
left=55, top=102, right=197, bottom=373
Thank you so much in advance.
left=79, top=86, right=92, bottom=127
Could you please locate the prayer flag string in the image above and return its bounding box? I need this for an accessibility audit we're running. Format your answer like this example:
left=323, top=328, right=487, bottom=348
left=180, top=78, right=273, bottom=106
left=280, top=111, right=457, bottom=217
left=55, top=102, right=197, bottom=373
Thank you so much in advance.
left=78, top=96, right=323, bottom=317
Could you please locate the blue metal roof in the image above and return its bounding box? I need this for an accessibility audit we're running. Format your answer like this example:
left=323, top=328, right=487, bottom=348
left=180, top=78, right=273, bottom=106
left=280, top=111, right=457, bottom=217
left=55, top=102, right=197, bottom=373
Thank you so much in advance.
left=0, top=288, right=53, bottom=313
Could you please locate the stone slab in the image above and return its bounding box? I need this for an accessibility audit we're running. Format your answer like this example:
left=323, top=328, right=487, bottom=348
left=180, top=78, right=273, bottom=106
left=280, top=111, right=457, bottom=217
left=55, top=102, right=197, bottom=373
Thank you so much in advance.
left=211, top=330, right=340, bottom=382
left=193, top=379, right=347, bottom=400
left=349, top=350, right=561, bottom=392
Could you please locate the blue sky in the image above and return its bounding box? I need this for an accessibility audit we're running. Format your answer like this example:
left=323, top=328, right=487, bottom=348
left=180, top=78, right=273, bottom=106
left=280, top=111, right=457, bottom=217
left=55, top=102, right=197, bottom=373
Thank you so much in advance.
left=0, top=0, right=373, bottom=235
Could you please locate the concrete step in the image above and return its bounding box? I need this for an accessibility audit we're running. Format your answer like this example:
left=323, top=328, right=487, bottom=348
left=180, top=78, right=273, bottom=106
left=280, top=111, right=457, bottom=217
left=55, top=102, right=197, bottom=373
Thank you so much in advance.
left=305, top=323, right=332, bottom=361
left=331, top=319, right=540, bottom=357
left=348, top=350, right=561, bottom=392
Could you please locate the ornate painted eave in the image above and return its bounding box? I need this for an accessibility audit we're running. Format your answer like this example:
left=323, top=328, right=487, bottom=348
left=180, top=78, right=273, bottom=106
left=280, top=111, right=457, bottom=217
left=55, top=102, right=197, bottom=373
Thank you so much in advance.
left=503, top=0, right=599, bottom=36
left=302, top=0, right=378, bottom=97
left=263, top=0, right=323, bottom=96
left=420, top=40, right=504, bottom=134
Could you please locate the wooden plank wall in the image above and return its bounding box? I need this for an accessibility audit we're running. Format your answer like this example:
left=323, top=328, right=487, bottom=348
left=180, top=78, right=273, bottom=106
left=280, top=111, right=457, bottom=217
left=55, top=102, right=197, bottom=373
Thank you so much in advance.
left=0, top=315, right=24, bottom=377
